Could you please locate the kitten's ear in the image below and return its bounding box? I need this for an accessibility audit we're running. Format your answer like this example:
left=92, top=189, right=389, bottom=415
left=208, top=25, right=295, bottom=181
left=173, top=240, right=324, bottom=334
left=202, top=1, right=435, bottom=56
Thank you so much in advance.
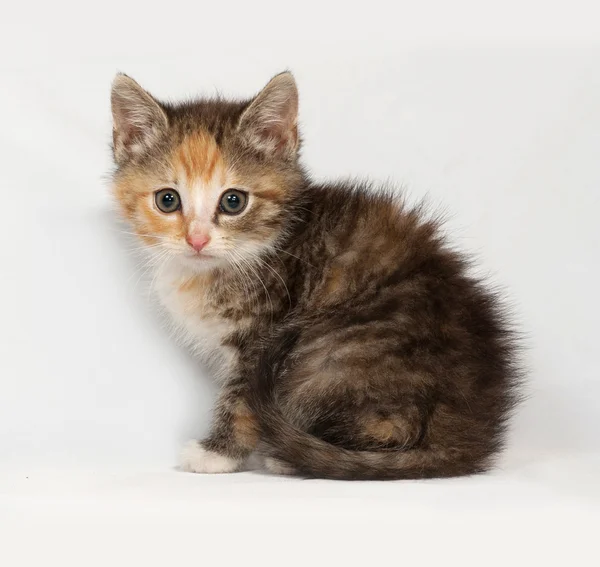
left=237, top=72, right=299, bottom=159
left=111, top=74, right=168, bottom=164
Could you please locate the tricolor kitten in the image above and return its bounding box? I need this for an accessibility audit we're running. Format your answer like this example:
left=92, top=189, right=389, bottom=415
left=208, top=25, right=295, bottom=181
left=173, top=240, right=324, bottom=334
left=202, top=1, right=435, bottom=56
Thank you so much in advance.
left=110, top=72, right=520, bottom=479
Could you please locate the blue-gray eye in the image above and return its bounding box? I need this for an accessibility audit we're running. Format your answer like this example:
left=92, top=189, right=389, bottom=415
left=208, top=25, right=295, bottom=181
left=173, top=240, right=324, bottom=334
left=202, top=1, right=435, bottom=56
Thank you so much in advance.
left=219, top=189, right=248, bottom=215
left=155, top=189, right=181, bottom=213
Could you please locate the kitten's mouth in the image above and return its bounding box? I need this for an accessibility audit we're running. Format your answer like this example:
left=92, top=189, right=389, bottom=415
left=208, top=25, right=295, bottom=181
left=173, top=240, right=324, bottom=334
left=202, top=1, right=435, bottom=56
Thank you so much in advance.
left=183, top=250, right=217, bottom=262
left=185, top=251, right=215, bottom=260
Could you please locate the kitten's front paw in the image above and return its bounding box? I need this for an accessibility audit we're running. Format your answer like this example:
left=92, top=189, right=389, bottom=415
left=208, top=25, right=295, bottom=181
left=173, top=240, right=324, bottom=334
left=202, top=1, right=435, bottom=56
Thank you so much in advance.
left=180, top=440, right=241, bottom=474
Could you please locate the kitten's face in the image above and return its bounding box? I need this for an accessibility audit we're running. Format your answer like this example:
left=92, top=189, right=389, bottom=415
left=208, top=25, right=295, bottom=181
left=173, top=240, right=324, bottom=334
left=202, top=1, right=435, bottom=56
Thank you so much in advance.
left=111, top=73, right=301, bottom=273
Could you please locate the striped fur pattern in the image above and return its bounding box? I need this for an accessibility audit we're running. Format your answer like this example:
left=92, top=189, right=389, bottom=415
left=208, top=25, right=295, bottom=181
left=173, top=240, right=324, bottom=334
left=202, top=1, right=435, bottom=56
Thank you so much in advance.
left=110, top=72, right=521, bottom=479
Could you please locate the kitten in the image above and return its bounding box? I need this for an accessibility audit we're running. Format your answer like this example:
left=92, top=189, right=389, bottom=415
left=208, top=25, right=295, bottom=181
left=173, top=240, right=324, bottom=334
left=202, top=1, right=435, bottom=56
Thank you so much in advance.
left=110, top=72, right=521, bottom=479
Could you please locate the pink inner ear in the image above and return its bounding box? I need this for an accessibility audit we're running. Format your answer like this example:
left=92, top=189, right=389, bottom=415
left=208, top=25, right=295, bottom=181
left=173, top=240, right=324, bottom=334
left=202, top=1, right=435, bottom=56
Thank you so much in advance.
left=258, top=124, right=297, bottom=153
left=113, top=102, right=141, bottom=150
left=238, top=74, right=299, bottom=157
left=124, top=120, right=147, bottom=146
left=114, top=98, right=150, bottom=144
left=114, top=120, right=135, bottom=147
left=111, top=77, right=168, bottom=160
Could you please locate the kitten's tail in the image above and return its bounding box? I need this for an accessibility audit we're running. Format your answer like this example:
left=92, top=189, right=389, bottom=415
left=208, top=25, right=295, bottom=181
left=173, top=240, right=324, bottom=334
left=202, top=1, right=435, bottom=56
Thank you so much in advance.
left=254, top=403, right=487, bottom=480
left=250, top=326, right=489, bottom=481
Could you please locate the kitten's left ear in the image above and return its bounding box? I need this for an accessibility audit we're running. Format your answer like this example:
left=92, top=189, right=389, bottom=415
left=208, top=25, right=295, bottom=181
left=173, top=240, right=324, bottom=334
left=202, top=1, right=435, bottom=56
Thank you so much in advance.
left=111, top=74, right=168, bottom=164
left=238, top=72, right=299, bottom=159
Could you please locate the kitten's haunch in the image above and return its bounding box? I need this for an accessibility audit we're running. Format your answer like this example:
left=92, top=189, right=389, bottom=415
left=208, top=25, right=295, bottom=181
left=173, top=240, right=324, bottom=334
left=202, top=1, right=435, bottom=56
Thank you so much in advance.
left=110, top=72, right=522, bottom=480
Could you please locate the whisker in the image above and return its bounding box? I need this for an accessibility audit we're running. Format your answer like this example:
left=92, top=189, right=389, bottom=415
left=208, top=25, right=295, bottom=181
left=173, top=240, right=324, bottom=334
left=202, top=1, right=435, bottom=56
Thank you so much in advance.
left=112, top=229, right=172, bottom=242
left=229, top=249, right=274, bottom=323
left=245, top=251, right=292, bottom=310
left=271, top=246, right=315, bottom=268
left=225, top=251, right=259, bottom=315
left=147, top=252, right=172, bottom=300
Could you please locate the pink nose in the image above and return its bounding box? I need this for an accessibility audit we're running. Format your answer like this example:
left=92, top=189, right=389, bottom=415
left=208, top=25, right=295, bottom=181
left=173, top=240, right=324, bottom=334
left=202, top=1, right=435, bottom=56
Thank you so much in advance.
left=186, top=234, right=210, bottom=252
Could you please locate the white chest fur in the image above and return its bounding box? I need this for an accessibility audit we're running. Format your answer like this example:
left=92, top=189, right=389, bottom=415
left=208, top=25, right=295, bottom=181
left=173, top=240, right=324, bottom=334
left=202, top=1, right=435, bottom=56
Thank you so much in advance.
left=153, top=263, right=238, bottom=381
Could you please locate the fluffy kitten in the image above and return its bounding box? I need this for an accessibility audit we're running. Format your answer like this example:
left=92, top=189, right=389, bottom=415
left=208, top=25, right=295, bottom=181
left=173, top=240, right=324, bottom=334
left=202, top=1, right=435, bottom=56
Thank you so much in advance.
left=110, top=72, right=521, bottom=479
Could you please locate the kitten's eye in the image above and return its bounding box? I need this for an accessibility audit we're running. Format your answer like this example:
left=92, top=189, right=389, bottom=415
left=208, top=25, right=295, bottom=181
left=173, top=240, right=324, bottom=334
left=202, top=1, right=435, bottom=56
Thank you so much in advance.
left=155, top=189, right=181, bottom=213
left=219, top=189, right=248, bottom=215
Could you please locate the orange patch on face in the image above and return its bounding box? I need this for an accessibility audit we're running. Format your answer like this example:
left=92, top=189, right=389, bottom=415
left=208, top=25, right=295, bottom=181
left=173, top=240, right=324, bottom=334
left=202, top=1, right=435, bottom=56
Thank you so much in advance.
left=173, top=130, right=226, bottom=187
left=137, top=199, right=184, bottom=242
left=113, top=171, right=147, bottom=219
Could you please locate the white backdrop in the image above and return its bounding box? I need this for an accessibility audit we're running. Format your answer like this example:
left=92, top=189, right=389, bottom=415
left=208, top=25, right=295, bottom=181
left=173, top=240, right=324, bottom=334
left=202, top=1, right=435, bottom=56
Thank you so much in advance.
left=1, top=2, right=599, bottom=565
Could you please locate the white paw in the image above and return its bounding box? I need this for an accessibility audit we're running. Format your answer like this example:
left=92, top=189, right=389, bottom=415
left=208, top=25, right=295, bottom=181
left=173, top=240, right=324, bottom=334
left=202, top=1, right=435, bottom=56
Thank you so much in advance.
left=180, top=440, right=241, bottom=474
left=264, top=457, right=296, bottom=476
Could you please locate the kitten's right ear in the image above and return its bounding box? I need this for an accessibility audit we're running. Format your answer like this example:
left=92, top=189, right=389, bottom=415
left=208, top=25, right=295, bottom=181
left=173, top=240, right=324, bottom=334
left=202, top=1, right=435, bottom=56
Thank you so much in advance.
left=111, top=74, right=168, bottom=164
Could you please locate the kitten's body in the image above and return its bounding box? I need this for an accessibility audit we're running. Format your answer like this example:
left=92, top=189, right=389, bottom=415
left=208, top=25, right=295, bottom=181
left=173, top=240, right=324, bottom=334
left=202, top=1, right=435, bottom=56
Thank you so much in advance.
left=110, top=73, right=521, bottom=479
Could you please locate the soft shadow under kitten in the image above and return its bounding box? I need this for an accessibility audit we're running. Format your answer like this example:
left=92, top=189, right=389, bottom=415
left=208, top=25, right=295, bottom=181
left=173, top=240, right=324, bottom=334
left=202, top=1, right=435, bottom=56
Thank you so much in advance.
left=109, top=72, right=521, bottom=479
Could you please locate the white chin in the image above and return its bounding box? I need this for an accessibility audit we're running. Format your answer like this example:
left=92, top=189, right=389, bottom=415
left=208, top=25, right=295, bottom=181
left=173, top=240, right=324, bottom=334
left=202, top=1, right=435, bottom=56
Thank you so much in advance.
left=180, top=254, right=223, bottom=272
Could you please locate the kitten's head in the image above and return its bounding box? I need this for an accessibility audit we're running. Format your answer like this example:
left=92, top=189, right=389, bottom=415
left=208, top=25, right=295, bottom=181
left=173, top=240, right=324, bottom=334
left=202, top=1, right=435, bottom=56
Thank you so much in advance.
left=110, top=72, right=304, bottom=272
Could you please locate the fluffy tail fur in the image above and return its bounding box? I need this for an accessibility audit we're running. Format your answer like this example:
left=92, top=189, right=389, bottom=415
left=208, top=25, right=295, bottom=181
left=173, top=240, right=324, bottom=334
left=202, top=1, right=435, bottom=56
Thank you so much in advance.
left=249, top=327, right=490, bottom=481
left=253, top=403, right=488, bottom=480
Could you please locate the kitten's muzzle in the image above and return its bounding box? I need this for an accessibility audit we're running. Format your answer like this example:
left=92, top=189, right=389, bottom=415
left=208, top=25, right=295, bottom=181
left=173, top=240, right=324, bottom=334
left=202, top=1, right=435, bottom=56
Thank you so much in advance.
left=186, top=233, right=210, bottom=252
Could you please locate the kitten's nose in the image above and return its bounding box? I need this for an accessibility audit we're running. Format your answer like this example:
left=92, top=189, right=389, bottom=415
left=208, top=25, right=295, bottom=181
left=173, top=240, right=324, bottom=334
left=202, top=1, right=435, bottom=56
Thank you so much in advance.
left=186, top=233, right=210, bottom=252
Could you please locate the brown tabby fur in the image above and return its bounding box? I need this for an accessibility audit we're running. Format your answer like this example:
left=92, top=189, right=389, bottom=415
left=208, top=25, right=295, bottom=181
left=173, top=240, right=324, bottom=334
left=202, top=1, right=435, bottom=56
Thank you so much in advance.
left=110, top=72, right=521, bottom=480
